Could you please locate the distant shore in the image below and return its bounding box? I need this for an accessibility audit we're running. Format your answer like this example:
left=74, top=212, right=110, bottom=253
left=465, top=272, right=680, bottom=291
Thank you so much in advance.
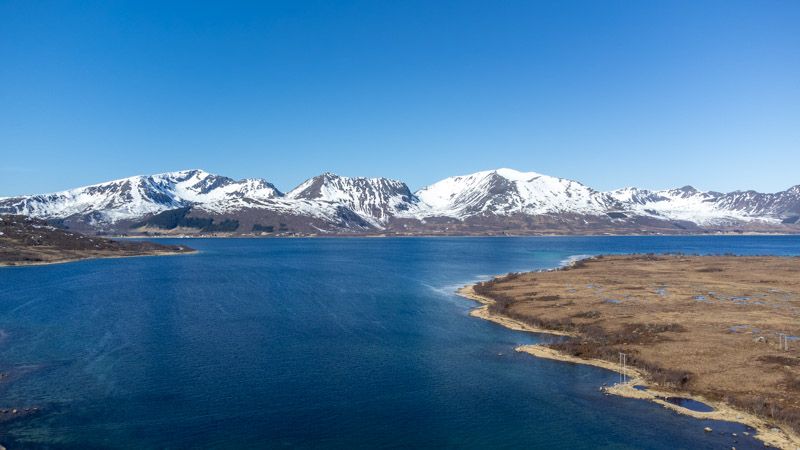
left=110, top=230, right=800, bottom=239
left=0, top=248, right=197, bottom=268
left=0, top=215, right=196, bottom=267
left=457, top=254, right=800, bottom=450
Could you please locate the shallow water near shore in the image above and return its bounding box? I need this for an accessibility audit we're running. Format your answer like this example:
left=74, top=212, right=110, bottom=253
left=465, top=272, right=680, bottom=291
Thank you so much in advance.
left=1, top=235, right=799, bottom=449
left=659, top=396, right=715, bottom=413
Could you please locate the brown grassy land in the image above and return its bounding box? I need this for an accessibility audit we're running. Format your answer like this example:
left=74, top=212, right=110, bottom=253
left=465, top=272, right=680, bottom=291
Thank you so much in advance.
left=469, top=254, right=800, bottom=444
left=0, top=215, right=194, bottom=266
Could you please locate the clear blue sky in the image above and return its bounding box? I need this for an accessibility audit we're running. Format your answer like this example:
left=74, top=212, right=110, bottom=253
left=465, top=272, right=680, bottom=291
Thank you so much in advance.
left=1, top=0, right=798, bottom=196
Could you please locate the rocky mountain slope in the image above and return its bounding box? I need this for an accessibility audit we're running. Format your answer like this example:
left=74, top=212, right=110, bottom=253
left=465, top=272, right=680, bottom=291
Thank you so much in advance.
left=1, top=168, right=798, bottom=235
left=287, top=173, right=422, bottom=227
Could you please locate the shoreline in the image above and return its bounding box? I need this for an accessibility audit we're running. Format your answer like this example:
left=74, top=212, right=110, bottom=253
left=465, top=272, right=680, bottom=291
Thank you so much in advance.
left=456, top=281, right=800, bottom=450
left=0, top=249, right=198, bottom=268
left=111, top=231, right=800, bottom=239
left=457, top=285, right=576, bottom=337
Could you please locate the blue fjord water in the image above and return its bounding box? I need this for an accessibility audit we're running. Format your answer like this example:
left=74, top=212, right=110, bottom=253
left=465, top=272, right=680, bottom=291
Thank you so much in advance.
left=0, top=236, right=798, bottom=449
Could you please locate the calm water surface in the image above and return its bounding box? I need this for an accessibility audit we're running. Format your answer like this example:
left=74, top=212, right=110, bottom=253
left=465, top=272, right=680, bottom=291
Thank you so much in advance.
left=0, top=236, right=798, bottom=449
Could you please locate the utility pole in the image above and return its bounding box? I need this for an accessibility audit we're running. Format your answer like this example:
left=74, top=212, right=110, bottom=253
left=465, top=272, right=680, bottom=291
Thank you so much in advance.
left=779, top=333, right=789, bottom=351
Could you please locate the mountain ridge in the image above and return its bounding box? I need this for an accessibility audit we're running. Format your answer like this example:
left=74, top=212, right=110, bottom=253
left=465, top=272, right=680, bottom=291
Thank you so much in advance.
left=1, top=168, right=798, bottom=235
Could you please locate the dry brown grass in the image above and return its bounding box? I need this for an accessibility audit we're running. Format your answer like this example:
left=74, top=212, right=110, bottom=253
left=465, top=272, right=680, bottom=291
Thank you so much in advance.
left=474, top=254, right=800, bottom=433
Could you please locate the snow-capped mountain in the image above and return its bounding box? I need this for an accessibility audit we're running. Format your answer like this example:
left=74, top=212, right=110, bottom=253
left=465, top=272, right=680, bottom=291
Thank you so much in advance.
left=716, top=186, right=800, bottom=218
left=1, top=168, right=798, bottom=235
left=607, top=184, right=800, bottom=225
left=415, top=168, right=620, bottom=218
left=606, top=186, right=734, bottom=224
left=287, top=173, right=421, bottom=226
left=0, top=169, right=281, bottom=224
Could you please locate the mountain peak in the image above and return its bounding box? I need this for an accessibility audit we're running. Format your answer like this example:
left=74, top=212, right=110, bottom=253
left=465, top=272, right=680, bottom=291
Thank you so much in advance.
left=415, top=168, right=610, bottom=217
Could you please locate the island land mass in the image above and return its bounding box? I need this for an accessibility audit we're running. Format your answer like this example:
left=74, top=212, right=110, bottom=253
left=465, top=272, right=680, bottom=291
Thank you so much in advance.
left=460, top=254, right=800, bottom=449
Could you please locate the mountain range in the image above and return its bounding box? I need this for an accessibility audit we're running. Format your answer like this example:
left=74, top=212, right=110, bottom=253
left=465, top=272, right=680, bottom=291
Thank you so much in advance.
left=1, top=168, right=798, bottom=236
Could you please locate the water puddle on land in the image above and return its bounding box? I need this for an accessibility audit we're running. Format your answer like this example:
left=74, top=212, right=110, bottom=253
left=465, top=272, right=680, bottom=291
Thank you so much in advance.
left=656, top=396, right=715, bottom=412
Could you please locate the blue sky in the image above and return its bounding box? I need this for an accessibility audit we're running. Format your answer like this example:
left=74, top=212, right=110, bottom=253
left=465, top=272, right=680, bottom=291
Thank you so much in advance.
left=1, top=1, right=798, bottom=196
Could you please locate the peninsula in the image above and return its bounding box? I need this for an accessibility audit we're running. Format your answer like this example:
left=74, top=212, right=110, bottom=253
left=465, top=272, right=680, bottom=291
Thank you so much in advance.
left=460, top=254, right=800, bottom=449
left=0, top=215, right=194, bottom=266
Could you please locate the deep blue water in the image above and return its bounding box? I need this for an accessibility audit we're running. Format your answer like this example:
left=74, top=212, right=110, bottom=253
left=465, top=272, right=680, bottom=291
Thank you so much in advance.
left=0, top=235, right=798, bottom=449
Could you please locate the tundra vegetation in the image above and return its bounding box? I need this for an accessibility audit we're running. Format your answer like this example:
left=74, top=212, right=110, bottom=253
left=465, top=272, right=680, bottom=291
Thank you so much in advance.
left=473, top=254, right=800, bottom=434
